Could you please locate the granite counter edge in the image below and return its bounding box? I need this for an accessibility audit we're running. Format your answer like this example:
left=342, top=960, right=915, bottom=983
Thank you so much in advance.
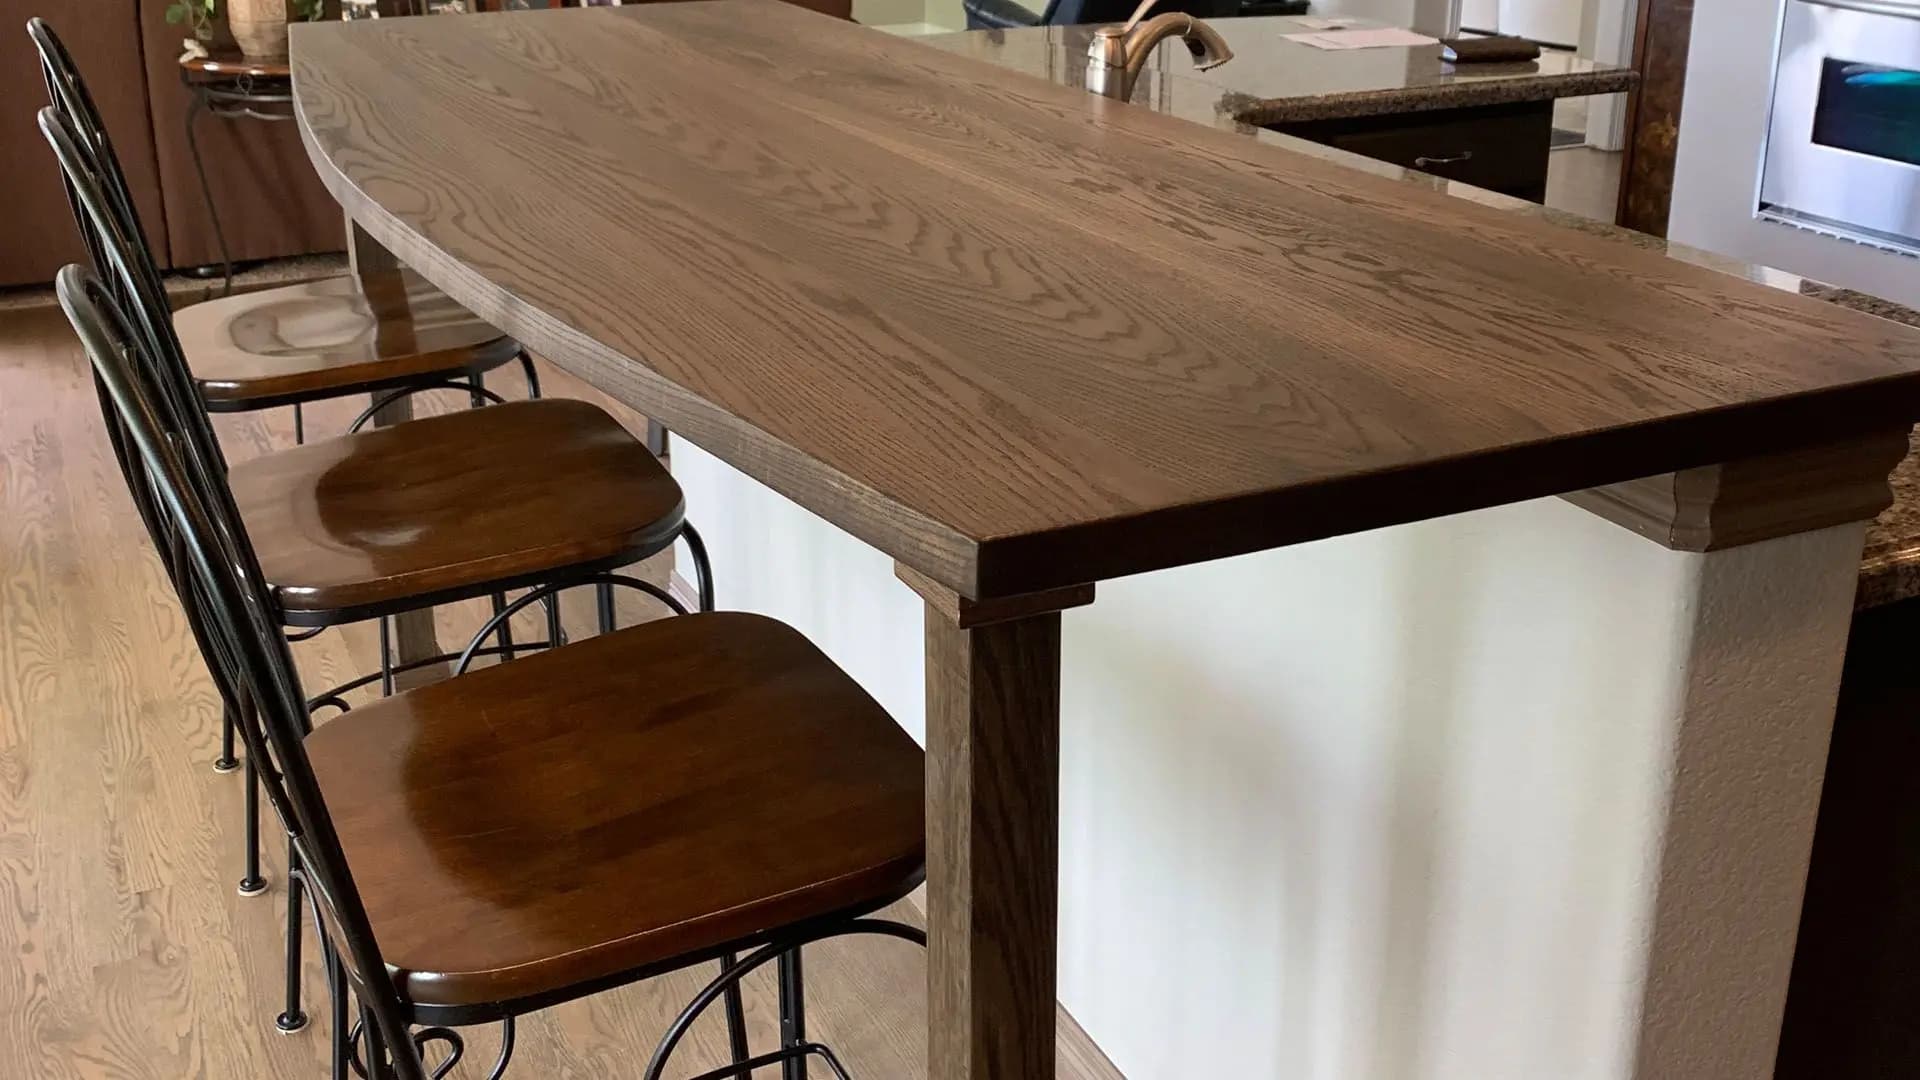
left=1227, top=68, right=1638, bottom=125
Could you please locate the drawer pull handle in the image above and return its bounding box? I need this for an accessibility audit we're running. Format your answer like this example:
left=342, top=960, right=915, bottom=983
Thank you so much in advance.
left=1413, top=150, right=1474, bottom=167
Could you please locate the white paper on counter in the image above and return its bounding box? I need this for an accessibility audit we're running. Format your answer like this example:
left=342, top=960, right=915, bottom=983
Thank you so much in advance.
left=1282, top=28, right=1441, bottom=50
left=1291, top=16, right=1358, bottom=29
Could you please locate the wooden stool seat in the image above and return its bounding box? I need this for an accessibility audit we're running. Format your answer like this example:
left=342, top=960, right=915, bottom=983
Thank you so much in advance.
left=174, top=269, right=520, bottom=409
left=305, top=611, right=927, bottom=1012
left=229, top=398, right=683, bottom=623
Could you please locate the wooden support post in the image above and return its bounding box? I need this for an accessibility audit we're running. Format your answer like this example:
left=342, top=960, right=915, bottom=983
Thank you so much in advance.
left=901, top=566, right=1093, bottom=1080
left=348, top=216, right=447, bottom=688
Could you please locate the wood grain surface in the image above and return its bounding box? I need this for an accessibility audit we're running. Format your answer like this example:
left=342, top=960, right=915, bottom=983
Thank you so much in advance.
left=230, top=397, right=684, bottom=623
left=0, top=302, right=1123, bottom=1080
left=292, top=1, right=1920, bottom=600
left=924, top=605, right=1063, bottom=1080
left=310, top=610, right=925, bottom=1010
left=176, top=269, right=518, bottom=408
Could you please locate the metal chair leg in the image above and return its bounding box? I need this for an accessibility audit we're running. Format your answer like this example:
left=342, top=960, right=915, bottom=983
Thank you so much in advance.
left=680, top=522, right=716, bottom=613
left=721, top=952, right=752, bottom=1076
left=378, top=616, right=395, bottom=697
left=181, top=85, right=233, bottom=296
left=779, top=948, right=807, bottom=1080
left=277, top=840, right=309, bottom=1033
left=213, top=699, right=239, bottom=772
left=489, top=592, right=516, bottom=661
left=238, top=751, right=267, bottom=897
left=596, top=583, right=616, bottom=635
left=294, top=402, right=306, bottom=445
left=642, top=922, right=923, bottom=1080
left=542, top=593, right=565, bottom=652
left=359, top=1003, right=390, bottom=1080
left=518, top=352, right=541, bottom=400
left=315, top=929, right=350, bottom=1080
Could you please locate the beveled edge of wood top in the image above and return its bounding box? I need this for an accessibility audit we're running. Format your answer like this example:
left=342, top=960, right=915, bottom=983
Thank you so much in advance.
left=1563, top=429, right=1912, bottom=552
left=289, top=5, right=1920, bottom=601
left=896, top=564, right=1094, bottom=627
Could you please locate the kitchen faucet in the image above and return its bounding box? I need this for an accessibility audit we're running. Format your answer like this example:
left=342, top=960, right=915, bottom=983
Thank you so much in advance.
left=1085, top=0, right=1235, bottom=101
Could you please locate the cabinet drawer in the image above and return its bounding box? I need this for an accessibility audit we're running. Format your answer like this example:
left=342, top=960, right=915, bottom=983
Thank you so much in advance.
left=1269, top=101, right=1554, bottom=202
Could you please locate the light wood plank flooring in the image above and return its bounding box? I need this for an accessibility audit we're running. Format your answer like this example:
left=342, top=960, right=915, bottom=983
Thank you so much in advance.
left=0, top=300, right=1120, bottom=1080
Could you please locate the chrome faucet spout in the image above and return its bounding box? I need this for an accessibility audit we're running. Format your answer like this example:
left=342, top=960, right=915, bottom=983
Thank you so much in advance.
left=1085, top=0, right=1235, bottom=101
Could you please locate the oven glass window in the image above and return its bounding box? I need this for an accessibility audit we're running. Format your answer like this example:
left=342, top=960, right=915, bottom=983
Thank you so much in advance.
left=1811, top=58, right=1920, bottom=169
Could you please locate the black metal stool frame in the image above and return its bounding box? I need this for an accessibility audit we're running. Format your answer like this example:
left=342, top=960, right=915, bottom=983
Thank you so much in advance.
left=61, top=266, right=923, bottom=1080
left=33, top=34, right=717, bottom=1039
left=33, top=16, right=537, bottom=440
left=42, top=96, right=730, bottom=1045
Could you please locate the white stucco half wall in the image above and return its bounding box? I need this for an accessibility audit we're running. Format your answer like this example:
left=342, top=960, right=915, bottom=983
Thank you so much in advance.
left=672, top=437, right=1856, bottom=1080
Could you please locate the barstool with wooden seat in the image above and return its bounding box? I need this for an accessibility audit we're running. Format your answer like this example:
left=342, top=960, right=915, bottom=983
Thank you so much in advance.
left=38, top=105, right=740, bottom=1047
left=28, top=15, right=546, bottom=782
left=62, top=263, right=927, bottom=1080
left=30, top=16, right=534, bottom=450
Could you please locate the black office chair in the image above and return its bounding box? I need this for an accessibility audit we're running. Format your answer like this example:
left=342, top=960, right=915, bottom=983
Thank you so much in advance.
left=964, top=0, right=1238, bottom=32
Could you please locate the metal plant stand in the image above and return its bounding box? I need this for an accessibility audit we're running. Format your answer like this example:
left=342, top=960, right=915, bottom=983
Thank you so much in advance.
left=178, top=51, right=295, bottom=295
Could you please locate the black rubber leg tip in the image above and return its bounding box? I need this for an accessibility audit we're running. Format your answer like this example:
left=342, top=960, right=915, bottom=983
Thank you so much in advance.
left=237, top=875, right=269, bottom=897
left=275, top=1011, right=310, bottom=1035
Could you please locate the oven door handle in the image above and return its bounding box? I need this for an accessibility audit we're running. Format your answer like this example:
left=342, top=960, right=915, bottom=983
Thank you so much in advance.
left=1801, top=0, right=1920, bottom=20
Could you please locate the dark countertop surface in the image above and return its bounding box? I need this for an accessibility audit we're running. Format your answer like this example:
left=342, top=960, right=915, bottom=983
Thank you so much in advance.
left=929, top=20, right=1915, bottom=610
left=926, top=16, right=1637, bottom=123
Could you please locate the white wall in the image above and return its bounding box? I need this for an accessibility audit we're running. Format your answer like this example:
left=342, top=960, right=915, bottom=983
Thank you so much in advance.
left=1498, top=0, right=1581, bottom=43
left=1460, top=0, right=1498, bottom=28
left=673, top=438, right=1848, bottom=1080
left=1671, top=0, right=1920, bottom=307
left=1050, top=496, right=1686, bottom=1080
left=1315, top=0, right=1462, bottom=35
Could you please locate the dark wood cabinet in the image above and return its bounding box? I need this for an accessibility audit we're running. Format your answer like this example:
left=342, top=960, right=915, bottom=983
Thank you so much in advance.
left=0, top=0, right=173, bottom=286
left=0, top=0, right=344, bottom=286
left=1266, top=100, right=1554, bottom=204
left=137, top=0, right=346, bottom=272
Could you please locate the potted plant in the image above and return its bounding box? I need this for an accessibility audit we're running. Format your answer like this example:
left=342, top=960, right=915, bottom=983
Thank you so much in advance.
left=164, top=0, right=218, bottom=42
left=169, top=0, right=326, bottom=59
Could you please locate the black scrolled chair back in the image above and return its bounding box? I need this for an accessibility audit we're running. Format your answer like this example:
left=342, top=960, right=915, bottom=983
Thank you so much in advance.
left=28, top=21, right=202, bottom=559
left=30, top=18, right=227, bottom=486
left=28, top=20, right=182, bottom=357
left=56, top=264, right=428, bottom=1080
left=36, top=105, right=231, bottom=485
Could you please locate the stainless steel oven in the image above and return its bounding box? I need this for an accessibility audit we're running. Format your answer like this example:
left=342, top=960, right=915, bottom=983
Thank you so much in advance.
left=1761, top=0, right=1920, bottom=256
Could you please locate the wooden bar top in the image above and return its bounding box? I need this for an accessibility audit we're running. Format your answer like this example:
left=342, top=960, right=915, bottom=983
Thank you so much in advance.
left=292, top=1, right=1920, bottom=599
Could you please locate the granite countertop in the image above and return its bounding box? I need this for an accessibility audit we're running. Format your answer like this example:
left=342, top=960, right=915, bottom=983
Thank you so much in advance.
left=922, top=23, right=1916, bottom=611
left=1799, top=283, right=1920, bottom=611
left=1861, top=428, right=1920, bottom=610
left=928, top=17, right=1636, bottom=124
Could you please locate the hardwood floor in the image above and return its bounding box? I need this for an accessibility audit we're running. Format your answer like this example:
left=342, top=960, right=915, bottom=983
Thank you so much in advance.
left=0, top=301, right=1121, bottom=1079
